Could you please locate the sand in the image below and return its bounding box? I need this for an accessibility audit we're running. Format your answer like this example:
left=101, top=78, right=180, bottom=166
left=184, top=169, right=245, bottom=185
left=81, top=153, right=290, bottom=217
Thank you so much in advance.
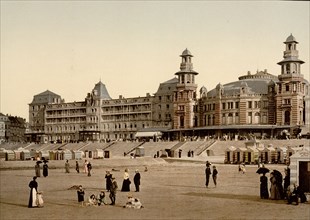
left=0, top=157, right=309, bottom=220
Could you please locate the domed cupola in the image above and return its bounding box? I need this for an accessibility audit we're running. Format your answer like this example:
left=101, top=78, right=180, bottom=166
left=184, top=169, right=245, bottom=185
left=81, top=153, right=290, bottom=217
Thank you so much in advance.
left=277, top=34, right=304, bottom=77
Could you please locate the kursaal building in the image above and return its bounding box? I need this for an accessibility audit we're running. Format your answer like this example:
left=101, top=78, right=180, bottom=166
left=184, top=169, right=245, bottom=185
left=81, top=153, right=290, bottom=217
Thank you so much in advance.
left=27, top=35, right=309, bottom=143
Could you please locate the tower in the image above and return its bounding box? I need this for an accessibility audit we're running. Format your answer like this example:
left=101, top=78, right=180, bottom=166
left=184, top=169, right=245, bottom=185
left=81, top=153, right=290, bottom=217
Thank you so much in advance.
left=275, top=34, right=307, bottom=127
left=173, top=49, right=199, bottom=129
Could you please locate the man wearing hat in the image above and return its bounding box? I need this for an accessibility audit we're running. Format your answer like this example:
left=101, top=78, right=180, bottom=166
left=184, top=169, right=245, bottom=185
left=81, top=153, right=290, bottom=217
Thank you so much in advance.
left=109, top=177, right=118, bottom=205
left=205, top=162, right=212, bottom=188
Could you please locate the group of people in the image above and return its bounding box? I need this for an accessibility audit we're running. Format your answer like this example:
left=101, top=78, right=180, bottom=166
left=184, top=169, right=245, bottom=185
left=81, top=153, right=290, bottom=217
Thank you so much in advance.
left=259, top=166, right=307, bottom=205
left=205, top=161, right=218, bottom=188
left=76, top=168, right=142, bottom=207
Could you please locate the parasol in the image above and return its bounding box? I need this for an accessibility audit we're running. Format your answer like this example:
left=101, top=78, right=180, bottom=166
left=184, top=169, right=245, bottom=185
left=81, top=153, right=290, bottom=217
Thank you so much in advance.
left=256, top=167, right=270, bottom=174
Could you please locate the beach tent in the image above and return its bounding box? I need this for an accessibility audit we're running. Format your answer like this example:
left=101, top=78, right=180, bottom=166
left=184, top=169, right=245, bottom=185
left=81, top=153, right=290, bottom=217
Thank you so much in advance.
left=5, top=150, right=15, bottom=161
left=20, top=149, right=31, bottom=160
left=224, top=146, right=236, bottom=164
left=39, top=150, right=50, bottom=160
left=13, top=148, right=24, bottom=160
left=49, top=150, right=56, bottom=160
left=72, top=150, right=83, bottom=160
left=0, top=148, right=6, bottom=161
left=62, top=150, right=72, bottom=160
left=274, top=146, right=287, bottom=164
left=233, top=147, right=247, bottom=164
left=245, top=146, right=259, bottom=164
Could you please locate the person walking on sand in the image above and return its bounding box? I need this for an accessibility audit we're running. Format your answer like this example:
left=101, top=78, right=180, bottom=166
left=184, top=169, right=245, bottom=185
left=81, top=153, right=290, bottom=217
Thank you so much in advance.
left=205, top=162, right=212, bottom=188
left=212, top=165, right=218, bottom=187
left=65, top=160, right=70, bottom=173
left=75, top=161, right=80, bottom=173
left=28, top=177, right=38, bottom=208
left=109, top=177, right=118, bottom=205
left=134, top=169, right=141, bottom=192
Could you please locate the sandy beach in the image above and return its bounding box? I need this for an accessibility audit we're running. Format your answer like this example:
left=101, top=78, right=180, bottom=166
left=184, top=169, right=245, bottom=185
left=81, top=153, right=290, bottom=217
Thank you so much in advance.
left=0, top=157, right=309, bottom=220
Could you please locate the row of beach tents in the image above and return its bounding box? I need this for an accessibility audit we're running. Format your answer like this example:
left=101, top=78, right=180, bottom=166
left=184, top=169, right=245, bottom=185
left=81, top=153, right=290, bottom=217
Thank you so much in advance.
left=224, top=142, right=304, bottom=165
left=0, top=148, right=112, bottom=161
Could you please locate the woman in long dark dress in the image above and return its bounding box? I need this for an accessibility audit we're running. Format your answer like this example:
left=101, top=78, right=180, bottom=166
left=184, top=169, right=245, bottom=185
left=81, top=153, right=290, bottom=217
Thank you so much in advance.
left=260, top=173, right=269, bottom=199
left=28, top=177, right=38, bottom=208
left=43, top=161, right=48, bottom=177
left=121, top=168, right=131, bottom=192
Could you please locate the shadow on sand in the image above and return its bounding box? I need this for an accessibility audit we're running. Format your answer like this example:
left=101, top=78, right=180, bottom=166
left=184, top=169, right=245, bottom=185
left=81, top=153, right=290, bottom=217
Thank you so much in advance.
left=184, top=192, right=287, bottom=204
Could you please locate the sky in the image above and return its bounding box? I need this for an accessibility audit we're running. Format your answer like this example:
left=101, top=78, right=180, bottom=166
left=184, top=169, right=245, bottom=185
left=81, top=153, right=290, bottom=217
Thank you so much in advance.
left=1, top=1, right=309, bottom=121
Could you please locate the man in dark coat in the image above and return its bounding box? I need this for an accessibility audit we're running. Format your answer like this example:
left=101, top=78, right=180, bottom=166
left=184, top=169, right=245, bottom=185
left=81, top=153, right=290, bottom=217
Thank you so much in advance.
left=205, top=162, right=212, bottom=188
left=133, top=169, right=141, bottom=192
left=109, top=177, right=118, bottom=205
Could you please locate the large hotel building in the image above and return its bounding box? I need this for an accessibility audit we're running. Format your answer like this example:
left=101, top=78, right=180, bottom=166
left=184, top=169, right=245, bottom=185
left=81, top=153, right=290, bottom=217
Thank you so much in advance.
left=27, top=35, right=310, bottom=143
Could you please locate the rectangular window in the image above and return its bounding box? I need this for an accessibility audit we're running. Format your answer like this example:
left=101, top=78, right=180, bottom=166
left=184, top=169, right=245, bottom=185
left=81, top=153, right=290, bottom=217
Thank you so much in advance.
left=222, top=103, right=226, bottom=110
left=235, top=102, right=239, bottom=109
left=248, top=101, right=252, bottom=109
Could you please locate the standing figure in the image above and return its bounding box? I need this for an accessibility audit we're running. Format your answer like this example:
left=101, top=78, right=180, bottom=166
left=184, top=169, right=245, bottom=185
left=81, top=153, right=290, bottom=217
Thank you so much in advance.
left=283, top=167, right=290, bottom=199
left=240, top=163, right=246, bottom=174
left=65, top=160, right=70, bottom=173
left=133, top=169, right=141, bottom=192
left=77, top=185, right=85, bottom=206
left=109, top=177, right=118, bottom=205
left=205, top=163, right=211, bottom=188
left=105, top=171, right=113, bottom=191
left=269, top=172, right=281, bottom=200
left=75, top=161, right=80, bottom=173
left=43, top=161, right=48, bottom=177
left=28, top=177, right=38, bottom=208
left=212, top=165, right=218, bottom=187
left=260, top=173, right=269, bottom=199
left=35, top=161, right=41, bottom=177
left=87, top=162, right=92, bottom=176
left=121, top=168, right=131, bottom=192
left=84, top=160, right=88, bottom=173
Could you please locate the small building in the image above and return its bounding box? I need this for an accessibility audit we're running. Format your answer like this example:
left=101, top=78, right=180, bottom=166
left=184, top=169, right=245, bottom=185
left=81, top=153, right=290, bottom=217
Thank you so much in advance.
left=289, top=146, right=310, bottom=193
left=135, top=146, right=145, bottom=157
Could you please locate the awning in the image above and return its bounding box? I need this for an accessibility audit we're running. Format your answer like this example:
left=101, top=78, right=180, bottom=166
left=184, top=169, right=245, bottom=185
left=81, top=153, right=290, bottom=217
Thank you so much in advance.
left=134, top=131, right=162, bottom=138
